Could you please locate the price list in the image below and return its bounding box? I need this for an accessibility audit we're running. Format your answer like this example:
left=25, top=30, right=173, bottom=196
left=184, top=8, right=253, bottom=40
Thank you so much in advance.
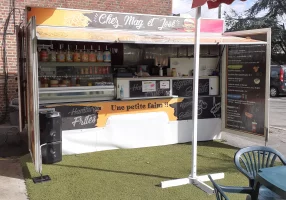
left=226, top=44, right=266, bottom=135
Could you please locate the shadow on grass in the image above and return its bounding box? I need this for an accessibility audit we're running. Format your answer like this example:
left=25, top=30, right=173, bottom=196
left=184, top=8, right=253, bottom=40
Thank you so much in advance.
left=177, top=141, right=239, bottom=150
left=50, top=163, right=180, bottom=180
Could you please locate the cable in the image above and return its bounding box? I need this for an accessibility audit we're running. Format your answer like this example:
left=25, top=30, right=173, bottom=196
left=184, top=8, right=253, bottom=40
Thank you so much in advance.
left=0, top=0, right=22, bottom=124
left=0, top=0, right=24, bottom=149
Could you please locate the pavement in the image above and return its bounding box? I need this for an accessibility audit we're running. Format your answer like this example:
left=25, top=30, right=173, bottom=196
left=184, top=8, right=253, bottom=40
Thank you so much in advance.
left=269, top=97, right=286, bottom=130
left=0, top=97, right=286, bottom=200
left=222, top=127, right=286, bottom=157
left=0, top=159, right=28, bottom=200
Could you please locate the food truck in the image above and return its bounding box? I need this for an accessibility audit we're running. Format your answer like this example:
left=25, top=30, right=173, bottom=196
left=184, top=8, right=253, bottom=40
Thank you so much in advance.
left=17, top=7, right=270, bottom=172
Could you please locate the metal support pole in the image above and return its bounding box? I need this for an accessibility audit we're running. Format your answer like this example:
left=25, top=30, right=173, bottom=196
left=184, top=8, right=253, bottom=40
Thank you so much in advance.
left=191, top=6, right=201, bottom=179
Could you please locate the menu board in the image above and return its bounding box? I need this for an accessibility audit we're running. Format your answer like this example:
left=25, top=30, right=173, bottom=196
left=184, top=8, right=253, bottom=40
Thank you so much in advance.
left=54, top=106, right=99, bottom=130
left=170, top=96, right=221, bottom=120
left=172, top=79, right=209, bottom=97
left=129, top=80, right=171, bottom=98
left=226, top=44, right=266, bottom=135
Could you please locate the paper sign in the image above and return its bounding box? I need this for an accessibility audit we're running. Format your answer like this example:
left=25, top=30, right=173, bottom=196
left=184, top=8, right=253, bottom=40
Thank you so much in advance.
left=142, top=81, right=156, bottom=92
left=160, top=81, right=170, bottom=89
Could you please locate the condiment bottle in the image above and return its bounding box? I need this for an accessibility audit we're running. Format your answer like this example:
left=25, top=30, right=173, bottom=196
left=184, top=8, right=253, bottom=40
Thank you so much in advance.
left=40, top=49, right=48, bottom=62
left=84, top=67, right=89, bottom=74
left=81, top=45, right=89, bottom=62
left=57, top=44, right=65, bottom=62
left=81, top=68, right=85, bottom=75
left=94, top=66, right=98, bottom=74
left=73, top=45, right=81, bottom=62
left=172, top=68, right=177, bottom=77
left=89, top=66, right=93, bottom=74
left=88, top=45, right=97, bottom=62
left=66, top=44, right=73, bottom=62
left=97, top=45, right=103, bottom=62
left=103, top=45, right=111, bottom=62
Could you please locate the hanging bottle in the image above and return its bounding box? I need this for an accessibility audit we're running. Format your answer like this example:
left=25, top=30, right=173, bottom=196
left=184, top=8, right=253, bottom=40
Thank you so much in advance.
left=88, top=45, right=97, bottom=62
left=57, top=44, right=65, bottom=62
left=81, top=45, right=89, bottom=62
left=97, top=45, right=103, bottom=62
left=103, top=45, right=111, bottom=62
left=73, top=45, right=81, bottom=62
left=49, top=48, right=56, bottom=62
left=66, top=44, right=73, bottom=62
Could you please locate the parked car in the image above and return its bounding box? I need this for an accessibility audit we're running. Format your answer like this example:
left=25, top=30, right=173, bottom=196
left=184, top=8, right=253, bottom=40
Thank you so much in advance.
left=270, top=65, right=286, bottom=97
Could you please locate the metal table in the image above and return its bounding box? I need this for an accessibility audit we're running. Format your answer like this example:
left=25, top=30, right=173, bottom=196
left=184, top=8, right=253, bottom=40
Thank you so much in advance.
left=254, top=166, right=286, bottom=199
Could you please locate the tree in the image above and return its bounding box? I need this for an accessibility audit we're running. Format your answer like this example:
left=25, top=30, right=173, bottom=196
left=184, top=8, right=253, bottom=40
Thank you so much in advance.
left=224, top=0, right=286, bottom=64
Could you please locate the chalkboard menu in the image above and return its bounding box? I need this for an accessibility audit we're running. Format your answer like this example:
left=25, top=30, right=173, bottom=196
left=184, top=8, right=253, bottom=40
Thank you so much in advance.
left=172, top=79, right=209, bottom=97
left=129, top=80, right=171, bottom=98
left=226, top=44, right=266, bottom=135
left=54, top=106, right=100, bottom=130
left=169, top=96, right=221, bottom=120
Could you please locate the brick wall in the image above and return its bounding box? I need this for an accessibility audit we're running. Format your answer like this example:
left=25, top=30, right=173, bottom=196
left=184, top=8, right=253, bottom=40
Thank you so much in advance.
left=0, top=0, right=172, bottom=121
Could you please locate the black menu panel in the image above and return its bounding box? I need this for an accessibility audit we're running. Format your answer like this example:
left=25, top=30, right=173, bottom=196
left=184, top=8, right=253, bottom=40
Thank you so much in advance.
left=169, top=96, right=221, bottom=120
left=172, top=79, right=209, bottom=97
left=226, top=44, right=267, bottom=135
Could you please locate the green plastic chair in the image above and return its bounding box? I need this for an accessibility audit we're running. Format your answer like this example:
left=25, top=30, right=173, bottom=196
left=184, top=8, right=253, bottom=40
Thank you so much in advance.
left=209, top=146, right=286, bottom=200
left=234, top=146, right=286, bottom=188
left=234, top=146, right=286, bottom=199
left=208, top=175, right=230, bottom=200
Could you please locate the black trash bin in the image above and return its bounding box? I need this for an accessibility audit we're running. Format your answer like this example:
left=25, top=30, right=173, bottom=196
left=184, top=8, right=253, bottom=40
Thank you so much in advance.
left=39, top=110, right=62, bottom=164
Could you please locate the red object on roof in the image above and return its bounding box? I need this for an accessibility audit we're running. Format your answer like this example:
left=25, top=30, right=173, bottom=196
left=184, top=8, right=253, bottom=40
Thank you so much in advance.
left=192, top=0, right=247, bottom=9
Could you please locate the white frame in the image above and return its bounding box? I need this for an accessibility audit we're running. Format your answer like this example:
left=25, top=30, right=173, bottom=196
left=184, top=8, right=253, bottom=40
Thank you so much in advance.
left=26, top=16, right=42, bottom=174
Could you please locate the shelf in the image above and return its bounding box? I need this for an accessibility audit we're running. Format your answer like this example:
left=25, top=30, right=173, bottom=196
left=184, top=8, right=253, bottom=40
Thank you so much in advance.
left=38, top=62, right=111, bottom=67
left=39, top=85, right=114, bottom=93
left=38, top=74, right=113, bottom=78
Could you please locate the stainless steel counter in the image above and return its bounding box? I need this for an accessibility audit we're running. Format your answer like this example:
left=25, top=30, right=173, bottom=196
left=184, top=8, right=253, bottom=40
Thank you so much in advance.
left=39, top=86, right=115, bottom=104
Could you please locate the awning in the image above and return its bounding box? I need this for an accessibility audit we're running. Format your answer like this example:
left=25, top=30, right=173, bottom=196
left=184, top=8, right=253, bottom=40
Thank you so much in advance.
left=36, top=26, right=267, bottom=45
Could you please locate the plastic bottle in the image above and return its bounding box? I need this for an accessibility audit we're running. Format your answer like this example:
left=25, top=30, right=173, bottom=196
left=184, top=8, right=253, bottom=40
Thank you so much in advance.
left=120, top=86, right=124, bottom=99
left=159, top=65, right=163, bottom=76
left=138, top=67, right=143, bottom=77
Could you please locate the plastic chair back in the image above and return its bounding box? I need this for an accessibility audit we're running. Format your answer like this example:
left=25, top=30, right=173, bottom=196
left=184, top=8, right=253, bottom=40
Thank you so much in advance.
left=234, top=146, right=286, bottom=187
left=208, top=175, right=230, bottom=200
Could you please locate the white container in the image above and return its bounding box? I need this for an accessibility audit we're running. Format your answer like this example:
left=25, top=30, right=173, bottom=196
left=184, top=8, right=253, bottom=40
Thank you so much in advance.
left=209, top=76, right=219, bottom=95
left=159, top=68, right=163, bottom=76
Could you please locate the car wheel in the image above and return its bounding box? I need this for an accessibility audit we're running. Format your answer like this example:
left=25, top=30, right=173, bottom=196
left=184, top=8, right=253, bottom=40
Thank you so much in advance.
left=270, top=87, right=278, bottom=97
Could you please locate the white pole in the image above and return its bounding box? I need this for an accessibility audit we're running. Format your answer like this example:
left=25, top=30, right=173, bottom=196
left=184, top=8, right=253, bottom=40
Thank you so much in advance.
left=191, top=6, right=201, bottom=178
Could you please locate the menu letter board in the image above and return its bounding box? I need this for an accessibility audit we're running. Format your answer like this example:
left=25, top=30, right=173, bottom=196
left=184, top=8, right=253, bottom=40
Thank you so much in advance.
left=226, top=44, right=266, bottom=135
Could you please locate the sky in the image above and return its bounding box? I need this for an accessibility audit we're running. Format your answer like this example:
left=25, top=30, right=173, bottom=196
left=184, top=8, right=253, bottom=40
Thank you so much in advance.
left=172, top=0, right=255, bottom=18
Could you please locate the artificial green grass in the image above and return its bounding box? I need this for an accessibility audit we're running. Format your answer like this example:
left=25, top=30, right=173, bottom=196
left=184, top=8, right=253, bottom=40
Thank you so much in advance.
left=20, top=142, right=250, bottom=200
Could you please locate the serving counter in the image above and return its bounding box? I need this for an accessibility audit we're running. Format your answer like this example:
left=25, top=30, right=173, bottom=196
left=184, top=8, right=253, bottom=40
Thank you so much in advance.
left=40, top=76, right=221, bottom=155
left=116, top=76, right=219, bottom=99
